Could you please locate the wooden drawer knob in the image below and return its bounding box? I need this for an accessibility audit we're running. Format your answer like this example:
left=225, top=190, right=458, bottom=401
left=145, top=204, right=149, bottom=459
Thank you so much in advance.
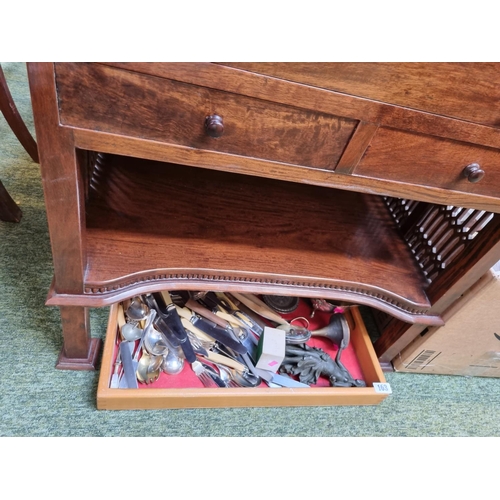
left=205, top=114, right=224, bottom=138
left=463, top=163, right=485, bottom=183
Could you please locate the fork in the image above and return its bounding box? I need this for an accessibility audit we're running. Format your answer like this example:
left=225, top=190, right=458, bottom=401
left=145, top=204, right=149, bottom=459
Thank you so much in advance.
left=186, top=329, right=213, bottom=353
left=196, top=357, right=241, bottom=388
left=191, top=360, right=219, bottom=388
left=216, top=364, right=241, bottom=388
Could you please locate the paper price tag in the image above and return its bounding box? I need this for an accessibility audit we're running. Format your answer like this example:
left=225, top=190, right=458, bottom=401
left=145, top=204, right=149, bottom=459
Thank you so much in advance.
left=373, top=382, right=392, bottom=394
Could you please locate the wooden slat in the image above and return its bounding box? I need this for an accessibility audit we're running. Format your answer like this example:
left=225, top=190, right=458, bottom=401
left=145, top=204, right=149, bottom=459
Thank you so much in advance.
left=336, top=122, right=379, bottom=174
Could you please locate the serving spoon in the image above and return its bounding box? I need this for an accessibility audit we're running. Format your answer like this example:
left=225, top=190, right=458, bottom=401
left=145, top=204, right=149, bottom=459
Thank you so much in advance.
left=142, top=322, right=185, bottom=375
left=121, top=297, right=149, bottom=341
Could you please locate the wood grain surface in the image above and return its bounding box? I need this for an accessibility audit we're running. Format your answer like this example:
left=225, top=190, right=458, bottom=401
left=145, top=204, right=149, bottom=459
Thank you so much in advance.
left=221, top=63, right=500, bottom=128
left=101, top=63, right=500, bottom=150
left=84, top=154, right=432, bottom=316
left=56, top=63, right=356, bottom=170
left=355, top=127, right=500, bottom=197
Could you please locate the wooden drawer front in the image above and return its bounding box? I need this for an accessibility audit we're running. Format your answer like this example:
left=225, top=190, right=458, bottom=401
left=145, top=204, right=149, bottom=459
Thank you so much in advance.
left=97, top=303, right=389, bottom=410
left=55, top=63, right=357, bottom=170
left=355, top=128, right=500, bottom=197
left=222, top=63, right=500, bottom=128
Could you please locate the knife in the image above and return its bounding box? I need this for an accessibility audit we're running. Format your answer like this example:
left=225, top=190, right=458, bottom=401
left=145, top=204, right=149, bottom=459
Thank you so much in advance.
left=153, top=315, right=181, bottom=348
left=191, top=315, right=248, bottom=355
left=199, top=292, right=259, bottom=334
left=141, top=294, right=181, bottom=350
left=231, top=292, right=290, bottom=326
left=154, top=292, right=197, bottom=363
left=111, top=305, right=127, bottom=389
left=141, top=295, right=178, bottom=344
left=118, top=341, right=135, bottom=388
left=270, top=373, right=310, bottom=388
left=219, top=292, right=266, bottom=336
left=237, top=351, right=309, bottom=388
left=119, top=341, right=138, bottom=389
left=173, top=302, right=248, bottom=355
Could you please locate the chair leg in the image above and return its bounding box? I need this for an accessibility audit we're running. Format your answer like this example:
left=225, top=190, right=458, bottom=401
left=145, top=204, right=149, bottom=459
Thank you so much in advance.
left=0, top=179, right=22, bottom=222
left=0, top=65, right=39, bottom=163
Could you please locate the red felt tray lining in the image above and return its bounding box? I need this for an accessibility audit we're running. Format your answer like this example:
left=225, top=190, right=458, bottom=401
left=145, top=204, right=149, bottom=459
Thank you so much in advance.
left=109, top=298, right=365, bottom=389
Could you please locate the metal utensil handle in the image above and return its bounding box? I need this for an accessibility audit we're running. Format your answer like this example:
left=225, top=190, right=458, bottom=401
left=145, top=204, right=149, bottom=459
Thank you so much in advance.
left=133, top=309, right=156, bottom=360
left=241, top=352, right=273, bottom=382
left=110, top=349, right=122, bottom=389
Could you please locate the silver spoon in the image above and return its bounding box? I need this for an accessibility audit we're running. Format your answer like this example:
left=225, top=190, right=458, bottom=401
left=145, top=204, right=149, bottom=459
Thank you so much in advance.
left=122, top=297, right=149, bottom=341
left=161, top=348, right=184, bottom=375
left=143, top=325, right=184, bottom=374
left=126, top=296, right=149, bottom=322
left=121, top=322, right=144, bottom=342
left=131, top=309, right=156, bottom=375
left=144, top=326, right=169, bottom=356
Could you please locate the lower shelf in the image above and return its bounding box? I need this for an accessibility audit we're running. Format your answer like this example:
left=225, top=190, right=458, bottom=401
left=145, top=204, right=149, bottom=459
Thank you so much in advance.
left=97, top=303, right=389, bottom=410
left=79, top=153, right=438, bottom=324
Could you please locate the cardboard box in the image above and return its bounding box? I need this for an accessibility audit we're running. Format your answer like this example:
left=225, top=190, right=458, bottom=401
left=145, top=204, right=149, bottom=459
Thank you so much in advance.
left=392, top=262, right=500, bottom=377
left=255, top=326, right=286, bottom=373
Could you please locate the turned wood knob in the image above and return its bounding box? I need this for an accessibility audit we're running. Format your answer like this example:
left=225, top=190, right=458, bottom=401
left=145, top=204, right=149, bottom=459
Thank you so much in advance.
left=463, top=163, right=485, bottom=183
left=204, top=114, right=224, bottom=138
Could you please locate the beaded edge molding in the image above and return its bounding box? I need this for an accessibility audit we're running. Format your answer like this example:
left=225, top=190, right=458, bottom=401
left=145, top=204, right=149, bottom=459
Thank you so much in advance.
left=84, top=273, right=429, bottom=315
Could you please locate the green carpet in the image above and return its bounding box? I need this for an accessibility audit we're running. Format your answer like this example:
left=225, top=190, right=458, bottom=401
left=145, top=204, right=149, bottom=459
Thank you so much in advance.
left=1, top=62, right=500, bottom=437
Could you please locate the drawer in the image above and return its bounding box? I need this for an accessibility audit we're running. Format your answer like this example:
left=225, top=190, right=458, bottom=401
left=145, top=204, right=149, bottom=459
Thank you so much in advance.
left=55, top=63, right=357, bottom=171
left=97, top=302, right=389, bottom=410
left=355, top=128, right=500, bottom=197
left=223, top=63, right=500, bottom=128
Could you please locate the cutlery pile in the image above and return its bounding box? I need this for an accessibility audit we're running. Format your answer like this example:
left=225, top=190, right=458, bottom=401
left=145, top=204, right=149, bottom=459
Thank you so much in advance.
left=111, top=291, right=363, bottom=389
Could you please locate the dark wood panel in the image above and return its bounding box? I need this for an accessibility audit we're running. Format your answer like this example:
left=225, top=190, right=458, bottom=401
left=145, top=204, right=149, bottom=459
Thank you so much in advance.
left=27, top=62, right=500, bottom=370
left=355, top=128, right=500, bottom=198
left=101, top=62, right=500, bottom=150
left=221, top=63, right=500, bottom=128
left=55, top=63, right=356, bottom=170
left=83, top=154, right=434, bottom=320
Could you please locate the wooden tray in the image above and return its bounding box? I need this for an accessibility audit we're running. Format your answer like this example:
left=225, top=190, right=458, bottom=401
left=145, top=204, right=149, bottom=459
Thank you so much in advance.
left=97, top=303, right=390, bottom=410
